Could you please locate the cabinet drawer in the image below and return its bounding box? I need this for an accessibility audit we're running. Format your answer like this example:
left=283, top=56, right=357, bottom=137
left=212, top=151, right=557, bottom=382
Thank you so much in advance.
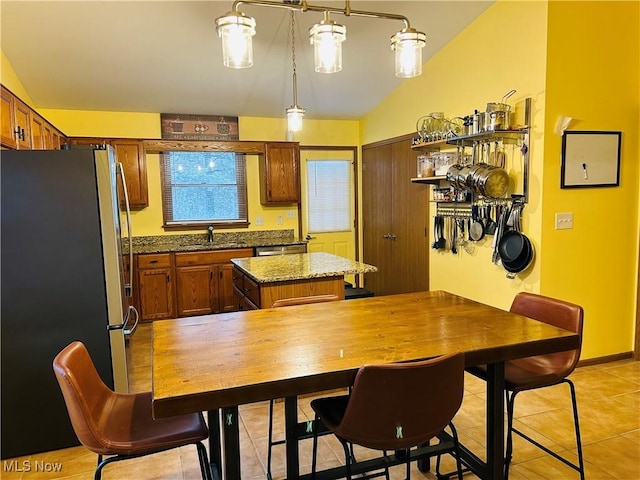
left=244, top=275, right=260, bottom=306
left=138, top=253, right=171, bottom=269
left=232, top=267, right=244, bottom=291
left=175, top=248, right=253, bottom=267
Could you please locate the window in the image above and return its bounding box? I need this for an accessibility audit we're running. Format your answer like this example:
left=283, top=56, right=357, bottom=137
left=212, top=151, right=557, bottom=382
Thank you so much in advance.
left=306, top=159, right=351, bottom=233
left=160, top=151, right=248, bottom=228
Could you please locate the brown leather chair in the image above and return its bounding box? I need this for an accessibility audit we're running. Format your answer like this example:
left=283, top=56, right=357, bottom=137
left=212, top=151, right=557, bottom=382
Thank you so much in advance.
left=310, top=352, right=465, bottom=480
left=53, top=341, right=212, bottom=480
left=267, top=294, right=340, bottom=479
left=467, top=292, right=585, bottom=480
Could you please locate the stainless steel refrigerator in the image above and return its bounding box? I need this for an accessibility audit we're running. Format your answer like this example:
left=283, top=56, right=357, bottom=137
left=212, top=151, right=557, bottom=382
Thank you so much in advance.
left=1, top=146, right=139, bottom=458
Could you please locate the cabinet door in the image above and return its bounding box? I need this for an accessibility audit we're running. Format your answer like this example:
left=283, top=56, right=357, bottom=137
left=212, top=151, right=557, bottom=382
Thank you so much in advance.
left=14, top=98, right=31, bottom=150
left=138, top=267, right=174, bottom=320
left=112, top=139, right=148, bottom=209
left=176, top=265, right=217, bottom=317
left=1, top=86, right=17, bottom=149
left=30, top=113, right=45, bottom=150
left=218, top=263, right=237, bottom=312
left=260, top=142, right=300, bottom=204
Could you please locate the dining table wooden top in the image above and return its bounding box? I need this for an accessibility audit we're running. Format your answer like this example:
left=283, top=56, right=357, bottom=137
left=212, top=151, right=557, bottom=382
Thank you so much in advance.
left=152, top=290, right=580, bottom=418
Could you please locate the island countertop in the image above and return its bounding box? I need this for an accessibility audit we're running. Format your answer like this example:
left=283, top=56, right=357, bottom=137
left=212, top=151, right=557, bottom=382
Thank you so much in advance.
left=231, top=252, right=377, bottom=283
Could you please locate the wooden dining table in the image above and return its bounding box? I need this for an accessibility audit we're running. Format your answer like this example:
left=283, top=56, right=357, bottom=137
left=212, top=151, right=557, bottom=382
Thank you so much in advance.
left=152, top=290, right=580, bottom=480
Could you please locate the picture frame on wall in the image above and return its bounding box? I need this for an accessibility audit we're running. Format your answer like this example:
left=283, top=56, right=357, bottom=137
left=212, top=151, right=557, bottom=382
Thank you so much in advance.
left=160, top=114, right=239, bottom=141
left=561, top=130, right=621, bottom=188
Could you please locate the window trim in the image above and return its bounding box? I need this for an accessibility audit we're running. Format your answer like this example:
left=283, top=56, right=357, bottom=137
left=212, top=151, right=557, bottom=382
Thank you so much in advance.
left=159, top=151, right=249, bottom=230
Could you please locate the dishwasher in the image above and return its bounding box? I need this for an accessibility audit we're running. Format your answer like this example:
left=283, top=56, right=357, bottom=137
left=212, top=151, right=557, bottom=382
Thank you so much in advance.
left=254, top=244, right=307, bottom=256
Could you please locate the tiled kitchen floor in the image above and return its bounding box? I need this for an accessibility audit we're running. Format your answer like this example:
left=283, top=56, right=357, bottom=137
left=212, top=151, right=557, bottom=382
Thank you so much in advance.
left=3, top=322, right=639, bottom=480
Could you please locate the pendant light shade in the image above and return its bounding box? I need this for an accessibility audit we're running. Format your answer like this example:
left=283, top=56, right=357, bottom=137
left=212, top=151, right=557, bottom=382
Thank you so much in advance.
left=309, top=13, right=346, bottom=73
left=216, top=11, right=256, bottom=68
left=286, top=106, right=305, bottom=132
left=391, top=27, right=426, bottom=78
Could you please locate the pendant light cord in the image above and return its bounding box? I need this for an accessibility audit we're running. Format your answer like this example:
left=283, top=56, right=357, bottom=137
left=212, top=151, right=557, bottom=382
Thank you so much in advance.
left=290, top=11, right=298, bottom=107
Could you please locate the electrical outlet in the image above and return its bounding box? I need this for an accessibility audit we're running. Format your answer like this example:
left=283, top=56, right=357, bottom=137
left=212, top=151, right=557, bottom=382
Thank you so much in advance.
left=277, top=215, right=283, bottom=225
left=255, top=216, right=264, bottom=226
left=555, top=212, right=573, bottom=230
left=286, top=210, right=295, bottom=218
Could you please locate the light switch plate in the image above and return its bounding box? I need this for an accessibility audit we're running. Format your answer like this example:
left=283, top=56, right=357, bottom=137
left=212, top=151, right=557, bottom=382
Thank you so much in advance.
left=255, top=216, right=264, bottom=226
left=555, top=212, right=573, bottom=230
left=286, top=210, right=295, bottom=218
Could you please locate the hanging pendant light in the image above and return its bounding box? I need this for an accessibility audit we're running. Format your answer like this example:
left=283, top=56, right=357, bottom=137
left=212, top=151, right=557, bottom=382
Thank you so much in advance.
left=286, top=11, right=305, bottom=132
left=391, top=27, right=426, bottom=78
left=309, top=11, right=346, bottom=73
left=215, top=10, right=256, bottom=68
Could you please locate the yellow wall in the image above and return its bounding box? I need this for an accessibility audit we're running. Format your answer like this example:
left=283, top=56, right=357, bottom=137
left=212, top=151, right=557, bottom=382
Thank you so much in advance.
left=360, top=0, right=639, bottom=360
left=36, top=109, right=359, bottom=237
left=1, top=51, right=34, bottom=107
left=541, top=1, right=640, bottom=358
left=362, top=0, right=549, bottom=311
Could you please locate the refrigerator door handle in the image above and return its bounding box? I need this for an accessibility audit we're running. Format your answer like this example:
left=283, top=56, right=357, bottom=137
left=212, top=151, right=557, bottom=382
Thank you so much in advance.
left=123, top=305, right=139, bottom=336
left=117, top=161, right=134, bottom=298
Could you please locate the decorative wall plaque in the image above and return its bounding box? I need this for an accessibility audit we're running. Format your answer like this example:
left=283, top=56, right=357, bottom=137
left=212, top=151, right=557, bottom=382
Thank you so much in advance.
left=561, top=131, right=621, bottom=188
left=160, top=114, right=239, bottom=141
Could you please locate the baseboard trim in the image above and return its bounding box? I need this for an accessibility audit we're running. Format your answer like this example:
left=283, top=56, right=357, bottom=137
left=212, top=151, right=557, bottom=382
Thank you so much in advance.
left=577, top=351, right=634, bottom=367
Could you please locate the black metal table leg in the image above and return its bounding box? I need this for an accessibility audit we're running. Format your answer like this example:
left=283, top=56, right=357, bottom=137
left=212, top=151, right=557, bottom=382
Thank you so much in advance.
left=486, top=362, right=505, bottom=480
left=285, top=396, right=300, bottom=480
left=207, top=409, right=222, bottom=480
left=222, top=406, right=241, bottom=480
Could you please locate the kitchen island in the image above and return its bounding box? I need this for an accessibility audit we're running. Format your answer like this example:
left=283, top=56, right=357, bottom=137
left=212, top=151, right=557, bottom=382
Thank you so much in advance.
left=231, top=252, right=377, bottom=309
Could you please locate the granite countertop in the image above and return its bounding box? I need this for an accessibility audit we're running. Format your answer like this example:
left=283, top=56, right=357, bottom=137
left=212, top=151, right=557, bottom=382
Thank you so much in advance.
left=128, top=229, right=305, bottom=254
left=231, top=252, right=377, bottom=283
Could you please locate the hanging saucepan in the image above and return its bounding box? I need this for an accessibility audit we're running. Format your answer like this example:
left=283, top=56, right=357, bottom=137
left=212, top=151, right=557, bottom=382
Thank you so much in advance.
left=446, top=164, right=465, bottom=189
left=473, top=164, right=510, bottom=198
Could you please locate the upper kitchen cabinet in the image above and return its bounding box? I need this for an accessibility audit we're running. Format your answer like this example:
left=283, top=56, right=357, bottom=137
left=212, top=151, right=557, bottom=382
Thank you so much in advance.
left=68, top=137, right=149, bottom=210
left=1, top=84, right=66, bottom=151
left=0, top=86, right=32, bottom=150
left=260, top=142, right=301, bottom=204
left=111, top=139, right=148, bottom=210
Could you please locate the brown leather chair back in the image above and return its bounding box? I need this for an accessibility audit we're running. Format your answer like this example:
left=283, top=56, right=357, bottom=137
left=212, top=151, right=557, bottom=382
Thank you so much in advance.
left=271, top=294, right=340, bottom=308
left=510, top=292, right=584, bottom=377
left=53, top=341, right=116, bottom=454
left=334, top=352, right=464, bottom=451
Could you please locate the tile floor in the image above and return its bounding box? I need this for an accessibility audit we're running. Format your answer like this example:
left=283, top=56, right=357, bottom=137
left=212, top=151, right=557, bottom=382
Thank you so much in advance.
left=3, top=322, right=639, bottom=480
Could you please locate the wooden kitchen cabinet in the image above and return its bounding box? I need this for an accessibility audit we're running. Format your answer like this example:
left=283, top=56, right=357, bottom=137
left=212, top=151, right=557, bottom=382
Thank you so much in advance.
left=111, top=139, right=148, bottom=209
left=136, top=253, right=174, bottom=321
left=1, top=86, right=17, bottom=149
left=175, top=248, right=253, bottom=316
left=13, top=96, right=32, bottom=150
left=260, top=142, right=300, bottom=204
left=69, top=137, right=148, bottom=209
left=30, top=113, right=46, bottom=149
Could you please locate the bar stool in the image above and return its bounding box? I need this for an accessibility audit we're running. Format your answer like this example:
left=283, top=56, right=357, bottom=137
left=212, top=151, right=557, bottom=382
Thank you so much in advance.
left=467, top=292, right=585, bottom=480
left=267, top=294, right=341, bottom=479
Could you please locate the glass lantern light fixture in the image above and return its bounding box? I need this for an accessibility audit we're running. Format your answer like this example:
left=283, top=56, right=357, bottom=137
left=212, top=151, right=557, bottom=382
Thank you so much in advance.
left=215, top=1, right=426, bottom=78
left=286, top=11, right=305, bottom=133
left=309, top=11, right=346, bottom=73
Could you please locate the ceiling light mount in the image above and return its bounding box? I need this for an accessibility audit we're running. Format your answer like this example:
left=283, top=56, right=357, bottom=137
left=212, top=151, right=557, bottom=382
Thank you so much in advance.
left=215, top=0, right=426, bottom=78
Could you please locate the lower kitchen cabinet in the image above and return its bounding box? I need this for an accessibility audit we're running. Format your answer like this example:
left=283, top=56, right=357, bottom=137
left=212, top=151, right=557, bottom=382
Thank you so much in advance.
left=135, top=248, right=253, bottom=321
left=137, top=254, right=174, bottom=321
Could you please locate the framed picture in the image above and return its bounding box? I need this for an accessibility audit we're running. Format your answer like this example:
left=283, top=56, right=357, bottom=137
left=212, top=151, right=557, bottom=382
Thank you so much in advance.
left=160, top=114, right=239, bottom=141
left=561, top=131, right=621, bottom=188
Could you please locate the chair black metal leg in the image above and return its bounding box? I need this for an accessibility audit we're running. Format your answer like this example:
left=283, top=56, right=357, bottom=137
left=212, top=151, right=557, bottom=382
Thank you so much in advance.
left=339, top=439, right=353, bottom=480
left=311, top=415, right=320, bottom=479
left=196, top=441, right=213, bottom=480
left=267, top=399, right=275, bottom=480
left=504, top=391, right=518, bottom=480
left=566, top=379, right=585, bottom=480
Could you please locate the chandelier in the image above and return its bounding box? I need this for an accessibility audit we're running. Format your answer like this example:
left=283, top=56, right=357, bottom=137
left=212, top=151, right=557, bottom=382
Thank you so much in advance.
left=215, top=0, right=427, bottom=78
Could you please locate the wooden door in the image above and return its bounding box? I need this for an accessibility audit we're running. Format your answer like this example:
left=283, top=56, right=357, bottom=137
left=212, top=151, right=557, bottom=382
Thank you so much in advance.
left=362, top=143, right=393, bottom=295
left=389, top=140, right=429, bottom=294
left=176, top=265, right=216, bottom=316
left=362, top=136, right=429, bottom=296
left=30, top=114, right=45, bottom=150
left=138, top=268, right=174, bottom=320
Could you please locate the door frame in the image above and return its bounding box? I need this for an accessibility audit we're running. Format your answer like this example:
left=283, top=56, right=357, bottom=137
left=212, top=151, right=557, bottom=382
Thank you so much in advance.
left=298, top=144, right=360, bottom=276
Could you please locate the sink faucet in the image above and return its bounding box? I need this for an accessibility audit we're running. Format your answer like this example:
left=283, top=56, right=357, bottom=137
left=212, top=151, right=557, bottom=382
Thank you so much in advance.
left=207, top=225, right=214, bottom=244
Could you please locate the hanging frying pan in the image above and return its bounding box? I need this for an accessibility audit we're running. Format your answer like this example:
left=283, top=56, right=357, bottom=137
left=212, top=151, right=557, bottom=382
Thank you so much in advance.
left=469, top=205, right=485, bottom=241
